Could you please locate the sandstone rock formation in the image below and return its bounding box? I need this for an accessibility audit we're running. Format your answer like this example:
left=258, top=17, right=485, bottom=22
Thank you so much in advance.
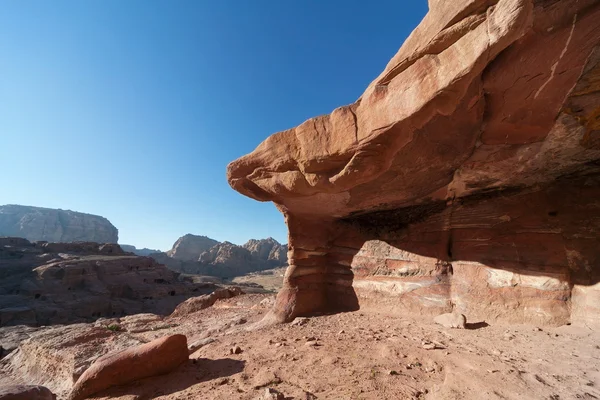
left=166, top=234, right=219, bottom=261
left=0, top=238, right=215, bottom=326
left=69, top=334, right=188, bottom=400
left=0, top=205, right=118, bottom=243
left=0, top=289, right=249, bottom=399
left=228, top=0, right=600, bottom=326
left=154, top=237, right=288, bottom=278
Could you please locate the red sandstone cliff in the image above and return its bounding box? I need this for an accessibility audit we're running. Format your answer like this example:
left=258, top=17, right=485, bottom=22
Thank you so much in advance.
left=228, top=0, right=600, bottom=326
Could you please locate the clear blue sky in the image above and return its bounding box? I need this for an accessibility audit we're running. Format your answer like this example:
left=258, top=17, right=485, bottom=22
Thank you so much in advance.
left=0, top=1, right=427, bottom=251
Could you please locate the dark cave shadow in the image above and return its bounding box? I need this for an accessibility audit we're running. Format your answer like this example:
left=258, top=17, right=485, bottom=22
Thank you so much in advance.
left=465, top=321, right=489, bottom=330
left=335, top=178, right=600, bottom=288
left=98, top=358, right=245, bottom=398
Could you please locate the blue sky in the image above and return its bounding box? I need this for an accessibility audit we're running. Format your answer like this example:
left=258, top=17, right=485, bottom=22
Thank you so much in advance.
left=0, top=1, right=427, bottom=251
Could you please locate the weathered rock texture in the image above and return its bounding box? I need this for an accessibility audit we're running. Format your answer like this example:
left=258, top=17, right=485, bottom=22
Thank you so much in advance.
left=0, top=205, right=118, bottom=243
left=154, top=237, right=288, bottom=278
left=0, top=238, right=215, bottom=326
left=0, top=289, right=249, bottom=399
left=69, top=334, right=188, bottom=400
left=228, top=0, right=600, bottom=326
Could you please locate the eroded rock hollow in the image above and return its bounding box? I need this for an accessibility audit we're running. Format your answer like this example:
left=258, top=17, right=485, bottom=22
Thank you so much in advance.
left=228, top=0, right=600, bottom=326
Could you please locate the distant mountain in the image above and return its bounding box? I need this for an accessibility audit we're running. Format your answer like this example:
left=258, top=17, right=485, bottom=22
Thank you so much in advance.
left=165, top=234, right=219, bottom=261
left=243, top=237, right=287, bottom=264
left=0, top=204, right=118, bottom=243
left=151, top=235, right=288, bottom=278
left=120, top=244, right=161, bottom=256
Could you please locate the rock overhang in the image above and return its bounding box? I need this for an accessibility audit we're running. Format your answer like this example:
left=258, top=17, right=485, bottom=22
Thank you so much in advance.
left=227, top=0, right=600, bottom=325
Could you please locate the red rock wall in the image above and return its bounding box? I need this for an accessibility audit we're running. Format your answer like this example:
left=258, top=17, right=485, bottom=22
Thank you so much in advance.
left=229, top=0, right=600, bottom=327
left=268, top=178, right=599, bottom=326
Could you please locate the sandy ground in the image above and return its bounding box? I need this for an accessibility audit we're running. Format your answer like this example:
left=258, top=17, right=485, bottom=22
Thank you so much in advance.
left=231, top=267, right=285, bottom=293
left=77, top=294, right=600, bottom=400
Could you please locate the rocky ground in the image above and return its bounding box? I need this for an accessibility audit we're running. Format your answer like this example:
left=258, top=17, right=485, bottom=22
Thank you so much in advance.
left=1, top=292, right=598, bottom=400
left=0, top=237, right=217, bottom=327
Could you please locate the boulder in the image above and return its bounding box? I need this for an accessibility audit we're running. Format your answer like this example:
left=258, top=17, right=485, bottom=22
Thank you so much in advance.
left=0, top=385, right=55, bottom=400
left=434, top=312, right=467, bottom=329
left=228, top=0, right=600, bottom=327
left=69, top=334, right=188, bottom=400
left=170, top=287, right=244, bottom=317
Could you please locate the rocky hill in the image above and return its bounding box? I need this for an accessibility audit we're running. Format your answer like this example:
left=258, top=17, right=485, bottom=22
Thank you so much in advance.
left=0, top=205, right=118, bottom=243
left=243, top=237, right=287, bottom=264
left=151, top=236, right=288, bottom=278
left=165, top=234, right=219, bottom=261
left=228, top=0, right=600, bottom=327
left=0, top=237, right=216, bottom=327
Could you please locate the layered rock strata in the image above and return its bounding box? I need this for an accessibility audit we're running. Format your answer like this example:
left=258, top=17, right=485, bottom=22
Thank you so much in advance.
left=228, top=0, right=600, bottom=326
left=0, top=238, right=215, bottom=326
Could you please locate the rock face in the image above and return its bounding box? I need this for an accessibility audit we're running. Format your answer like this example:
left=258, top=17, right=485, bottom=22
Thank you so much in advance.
left=69, top=334, right=188, bottom=400
left=0, top=238, right=215, bottom=326
left=154, top=237, right=288, bottom=278
left=166, top=234, right=219, bottom=261
left=228, top=0, right=600, bottom=326
left=243, top=238, right=288, bottom=265
left=0, top=205, right=118, bottom=243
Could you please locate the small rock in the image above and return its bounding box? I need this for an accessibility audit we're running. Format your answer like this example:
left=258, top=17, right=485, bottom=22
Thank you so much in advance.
left=304, top=336, right=316, bottom=341
left=338, top=330, right=345, bottom=335
left=388, top=370, right=399, bottom=375
left=230, top=345, right=242, bottom=354
left=533, top=327, right=542, bottom=332
left=305, top=340, right=319, bottom=347
left=433, top=312, right=466, bottom=329
left=421, top=340, right=444, bottom=350
left=259, top=387, right=284, bottom=400
left=291, top=317, right=309, bottom=326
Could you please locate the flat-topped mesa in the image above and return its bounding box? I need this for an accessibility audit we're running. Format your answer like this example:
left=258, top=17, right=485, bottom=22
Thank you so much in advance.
left=228, top=0, right=600, bottom=326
